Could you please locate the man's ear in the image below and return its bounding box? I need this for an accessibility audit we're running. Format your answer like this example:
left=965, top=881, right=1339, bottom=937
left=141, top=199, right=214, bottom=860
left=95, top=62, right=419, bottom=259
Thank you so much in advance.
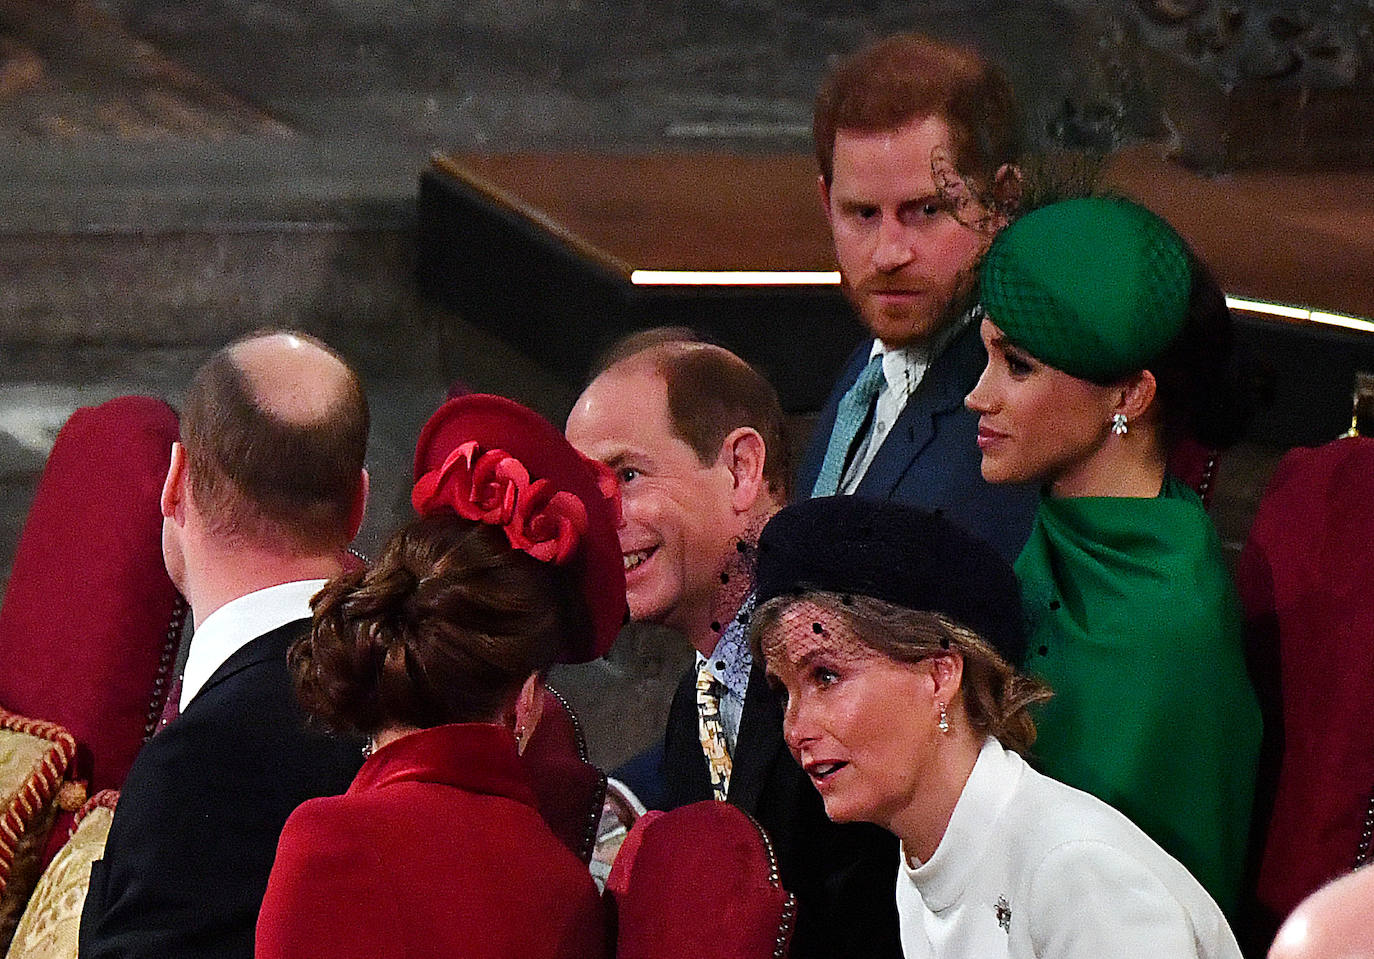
left=161, top=441, right=186, bottom=522
left=990, top=163, right=1023, bottom=217
left=818, top=174, right=834, bottom=228
left=1116, top=369, right=1158, bottom=422
left=719, top=427, right=768, bottom=513
left=346, top=467, right=370, bottom=542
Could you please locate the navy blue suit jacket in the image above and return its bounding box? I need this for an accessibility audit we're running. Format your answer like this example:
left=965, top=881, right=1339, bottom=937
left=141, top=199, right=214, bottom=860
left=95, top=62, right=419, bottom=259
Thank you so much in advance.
left=797, top=321, right=1038, bottom=562
left=79, top=619, right=363, bottom=959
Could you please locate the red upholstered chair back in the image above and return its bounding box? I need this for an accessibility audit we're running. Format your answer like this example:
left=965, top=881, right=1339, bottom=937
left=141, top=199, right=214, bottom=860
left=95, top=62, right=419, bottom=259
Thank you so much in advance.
left=1168, top=436, right=1221, bottom=509
left=0, top=397, right=185, bottom=804
left=1235, top=437, right=1374, bottom=928
left=605, top=801, right=796, bottom=959
left=519, top=684, right=607, bottom=864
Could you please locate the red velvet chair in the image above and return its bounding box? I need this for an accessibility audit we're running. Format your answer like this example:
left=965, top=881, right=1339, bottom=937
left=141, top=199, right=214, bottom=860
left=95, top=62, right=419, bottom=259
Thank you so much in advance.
left=1235, top=437, right=1374, bottom=932
left=519, top=684, right=607, bottom=865
left=1168, top=436, right=1221, bottom=509
left=0, top=396, right=186, bottom=865
left=605, top=801, right=796, bottom=959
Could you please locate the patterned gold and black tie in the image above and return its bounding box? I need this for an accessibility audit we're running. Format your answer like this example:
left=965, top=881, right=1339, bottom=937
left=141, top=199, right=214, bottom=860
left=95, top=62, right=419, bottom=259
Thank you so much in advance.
left=695, top=664, right=732, bottom=801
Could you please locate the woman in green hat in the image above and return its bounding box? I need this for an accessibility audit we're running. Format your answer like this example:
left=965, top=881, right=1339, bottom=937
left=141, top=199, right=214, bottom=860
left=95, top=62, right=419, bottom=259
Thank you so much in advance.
left=965, top=195, right=1261, bottom=917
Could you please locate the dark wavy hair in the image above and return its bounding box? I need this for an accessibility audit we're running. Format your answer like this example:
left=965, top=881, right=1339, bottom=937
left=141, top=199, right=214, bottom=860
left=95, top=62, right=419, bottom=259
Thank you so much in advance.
left=289, top=512, right=585, bottom=736
left=1151, top=250, right=1251, bottom=450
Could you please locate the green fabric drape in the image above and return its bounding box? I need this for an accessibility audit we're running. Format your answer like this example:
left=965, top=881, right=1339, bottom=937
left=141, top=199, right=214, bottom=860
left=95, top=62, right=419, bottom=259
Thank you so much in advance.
left=1016, top=475, right=1261, bottom=915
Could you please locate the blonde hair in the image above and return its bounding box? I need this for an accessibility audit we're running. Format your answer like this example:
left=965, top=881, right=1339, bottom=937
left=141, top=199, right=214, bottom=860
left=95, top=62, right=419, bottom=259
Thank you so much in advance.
left=753, top=591, right=1051, bottom=754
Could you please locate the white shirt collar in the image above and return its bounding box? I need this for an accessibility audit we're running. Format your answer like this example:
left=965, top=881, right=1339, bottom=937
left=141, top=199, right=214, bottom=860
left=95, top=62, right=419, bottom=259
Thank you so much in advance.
left=694, top=591, right=756, bottom=702
left=867, top=307, right=973, bottom=393
left=180, top=579, right=328, bottom=711
left=899, top=738, right=1021, bottom=912
left=691, top=591, right=757, bottom=753
left=868, top=337, right=930, bottom=395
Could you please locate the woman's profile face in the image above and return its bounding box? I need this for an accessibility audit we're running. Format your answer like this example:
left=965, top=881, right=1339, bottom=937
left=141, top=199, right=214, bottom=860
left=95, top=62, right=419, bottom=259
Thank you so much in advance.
left=965, top=318, right=1122, bottom=495
left=761, top=599, right=944, bottom=833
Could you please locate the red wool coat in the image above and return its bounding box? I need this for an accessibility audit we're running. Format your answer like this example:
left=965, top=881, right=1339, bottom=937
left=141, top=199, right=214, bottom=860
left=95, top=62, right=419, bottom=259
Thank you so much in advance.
left=1236, top=437, right=1374, bottom=926
left=255, top=722, right=608, bottom=959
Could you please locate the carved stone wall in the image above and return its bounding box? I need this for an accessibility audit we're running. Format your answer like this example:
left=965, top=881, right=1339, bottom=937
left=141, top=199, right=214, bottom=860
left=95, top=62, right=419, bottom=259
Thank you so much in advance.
left=1046, top=0, right=1374, bottom=168
left=3, top=0, right=1370, bottom=180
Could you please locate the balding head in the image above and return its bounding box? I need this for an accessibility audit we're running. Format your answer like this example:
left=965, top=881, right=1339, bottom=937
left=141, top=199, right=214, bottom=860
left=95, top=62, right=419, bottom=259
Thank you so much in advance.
left=587, top=335, right=791, bottom=503
left=181, top=331, right=369, bottom=553
left=229, top=332, right=357, bottom=426
left=1270, top=867, right=1374, bottom=959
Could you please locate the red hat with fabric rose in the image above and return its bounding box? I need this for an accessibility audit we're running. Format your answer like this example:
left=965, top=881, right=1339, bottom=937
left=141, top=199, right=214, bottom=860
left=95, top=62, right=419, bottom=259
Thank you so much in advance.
left=412, top=394, right=627, bottom=662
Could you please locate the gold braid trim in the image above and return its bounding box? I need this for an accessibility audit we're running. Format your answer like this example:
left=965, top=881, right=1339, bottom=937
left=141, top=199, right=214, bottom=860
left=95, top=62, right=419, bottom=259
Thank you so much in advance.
left=0, top=708, right=77, bottom=890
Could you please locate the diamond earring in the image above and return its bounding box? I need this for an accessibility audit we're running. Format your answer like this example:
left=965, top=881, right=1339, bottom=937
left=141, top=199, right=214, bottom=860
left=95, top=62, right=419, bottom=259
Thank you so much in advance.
left=1111, top=413, right=1129, bottom=436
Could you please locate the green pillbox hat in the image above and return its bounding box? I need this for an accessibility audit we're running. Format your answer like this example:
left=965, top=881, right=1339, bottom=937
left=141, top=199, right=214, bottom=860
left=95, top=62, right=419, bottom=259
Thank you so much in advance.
left=980, top=196, right=1192, bottom=383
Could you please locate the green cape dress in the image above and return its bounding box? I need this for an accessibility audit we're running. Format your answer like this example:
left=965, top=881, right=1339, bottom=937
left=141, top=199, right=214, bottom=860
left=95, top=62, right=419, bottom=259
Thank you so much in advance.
left=1016, top=475, right=1261, bottom=915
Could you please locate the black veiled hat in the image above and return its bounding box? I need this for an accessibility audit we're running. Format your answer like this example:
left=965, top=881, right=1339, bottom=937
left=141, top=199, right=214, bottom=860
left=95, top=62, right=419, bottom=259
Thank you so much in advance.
left=755, top=496, right=1026, bottom=665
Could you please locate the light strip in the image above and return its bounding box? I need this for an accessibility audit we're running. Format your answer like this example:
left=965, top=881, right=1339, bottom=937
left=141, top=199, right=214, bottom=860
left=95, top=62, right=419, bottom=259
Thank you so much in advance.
left=1227, top=296, right=1374, bottom=334
left=1225, top=296, right=1310, bottom=320
left=1311, top=310, right=1374, bottom=335
left=630, top=270, right=841, bottom=286
left=664, top=121, right=812, bottom=139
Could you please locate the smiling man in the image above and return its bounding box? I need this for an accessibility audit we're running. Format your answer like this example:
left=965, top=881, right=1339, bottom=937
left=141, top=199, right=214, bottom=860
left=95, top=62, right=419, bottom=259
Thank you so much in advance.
left=567, top=334, right=900, bottom=959
left=567, top=339, right=784, bottom=645
left=798, top=32, right=1038, bottom=559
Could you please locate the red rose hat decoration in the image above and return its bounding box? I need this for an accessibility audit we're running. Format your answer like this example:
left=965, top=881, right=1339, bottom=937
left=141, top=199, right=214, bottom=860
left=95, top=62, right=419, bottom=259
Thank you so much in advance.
left=508, top=480, right=588, bottom=565
left=413, top=440, right=589, bottom=566
left=412, top=394, right=627, bottom=662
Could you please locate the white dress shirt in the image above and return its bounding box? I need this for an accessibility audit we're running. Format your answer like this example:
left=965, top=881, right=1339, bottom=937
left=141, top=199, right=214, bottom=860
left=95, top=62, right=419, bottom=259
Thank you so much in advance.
left=179, top=579, right=328, bottom=712
left=693, top=592, right=755, bottom=752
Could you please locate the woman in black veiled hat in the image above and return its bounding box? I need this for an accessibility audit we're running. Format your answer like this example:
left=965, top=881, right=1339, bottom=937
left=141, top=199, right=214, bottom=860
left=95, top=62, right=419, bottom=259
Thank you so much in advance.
left=750, top=494, right=1242, bottom=959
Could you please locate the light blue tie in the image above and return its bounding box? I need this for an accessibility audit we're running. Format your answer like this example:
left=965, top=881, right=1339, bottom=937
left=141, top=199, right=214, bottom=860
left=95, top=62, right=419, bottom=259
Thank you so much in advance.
left=811, top=353, right=886, bottom=497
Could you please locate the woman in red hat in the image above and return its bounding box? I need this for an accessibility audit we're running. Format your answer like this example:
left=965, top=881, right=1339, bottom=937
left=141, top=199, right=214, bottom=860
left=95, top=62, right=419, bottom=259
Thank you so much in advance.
left=255, top=394, right=624, bottom=959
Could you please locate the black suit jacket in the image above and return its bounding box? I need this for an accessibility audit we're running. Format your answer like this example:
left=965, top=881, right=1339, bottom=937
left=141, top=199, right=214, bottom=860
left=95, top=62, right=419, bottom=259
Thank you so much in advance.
left=79, top=618, right=363, bottom=959
left=664, top=664, right=902, bottom=959
left=796, top=321, right=1038, bottom=562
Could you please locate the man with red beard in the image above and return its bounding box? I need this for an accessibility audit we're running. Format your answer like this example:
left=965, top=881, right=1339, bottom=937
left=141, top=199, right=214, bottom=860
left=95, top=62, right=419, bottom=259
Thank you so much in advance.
left=799, top=33, right=1037, bottom=559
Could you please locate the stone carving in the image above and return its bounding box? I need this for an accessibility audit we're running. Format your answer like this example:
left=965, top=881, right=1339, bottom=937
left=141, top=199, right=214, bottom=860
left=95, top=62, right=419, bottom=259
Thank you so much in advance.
left=1130, top=0, right=1370, bottom=90
left=1048, top=0, right=1373, bottom=167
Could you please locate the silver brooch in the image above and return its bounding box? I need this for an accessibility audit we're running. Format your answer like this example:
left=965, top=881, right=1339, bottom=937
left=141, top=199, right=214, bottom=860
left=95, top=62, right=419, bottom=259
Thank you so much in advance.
left=995, top=896, right=1012, bottom=933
